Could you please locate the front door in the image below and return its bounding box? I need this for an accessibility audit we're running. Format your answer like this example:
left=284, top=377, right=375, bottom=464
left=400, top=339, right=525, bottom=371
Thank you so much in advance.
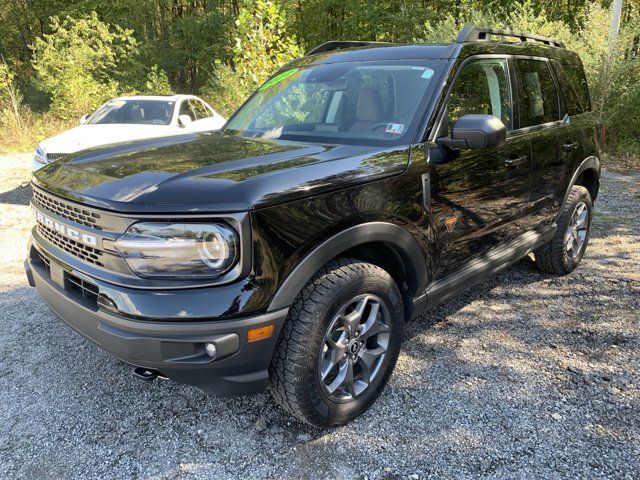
left=428, top=57, right=532, bottom=279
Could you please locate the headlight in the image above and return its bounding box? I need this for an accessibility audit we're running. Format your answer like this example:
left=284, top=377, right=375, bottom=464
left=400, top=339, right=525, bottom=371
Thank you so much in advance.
left=34, top=145, right=46, bottom=164
left=114, top=222, right=239, bottom=279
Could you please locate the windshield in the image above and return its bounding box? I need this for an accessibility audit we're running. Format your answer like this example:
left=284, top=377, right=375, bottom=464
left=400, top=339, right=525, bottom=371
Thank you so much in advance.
left=88, top=100, right=175, bottom=125
left=224, top=60, right=442, bottom=145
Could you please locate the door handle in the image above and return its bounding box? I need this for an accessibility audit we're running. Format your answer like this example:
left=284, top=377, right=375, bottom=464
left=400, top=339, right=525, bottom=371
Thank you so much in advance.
left=504, top=156, right=528, bottom=167
left=561, top=141, right=578, bottom=152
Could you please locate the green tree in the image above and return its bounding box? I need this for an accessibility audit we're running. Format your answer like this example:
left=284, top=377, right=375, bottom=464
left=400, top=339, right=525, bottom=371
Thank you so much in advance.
left=142, top=65, right=173, bottom=95
left=31, top=12, right=141, bottom=118
left=204, top=0, right=302, bottom=115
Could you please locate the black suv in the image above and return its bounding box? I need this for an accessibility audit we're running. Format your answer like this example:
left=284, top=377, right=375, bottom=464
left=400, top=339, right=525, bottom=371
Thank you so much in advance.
left=26, top=27, right=601, bottom=427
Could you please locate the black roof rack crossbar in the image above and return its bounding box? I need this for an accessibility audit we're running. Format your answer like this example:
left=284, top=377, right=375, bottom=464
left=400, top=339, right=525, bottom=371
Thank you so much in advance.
left=456, top=26, right=565, bottom=48
left=307, top=41, right=392, bottom=56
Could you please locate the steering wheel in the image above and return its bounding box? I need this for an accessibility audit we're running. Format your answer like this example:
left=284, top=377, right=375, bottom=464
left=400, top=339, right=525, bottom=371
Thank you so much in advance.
left=151, top=119, right=165, bottom=125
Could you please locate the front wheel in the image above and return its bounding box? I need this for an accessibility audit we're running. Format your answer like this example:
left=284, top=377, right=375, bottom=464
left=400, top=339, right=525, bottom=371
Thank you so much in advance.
left=269, top=258, right=404, bottom=427
left=534, top=185, right=593, bottom=275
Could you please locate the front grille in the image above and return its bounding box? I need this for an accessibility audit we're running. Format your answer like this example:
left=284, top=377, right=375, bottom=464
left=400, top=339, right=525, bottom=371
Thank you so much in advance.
left=37, top=223, right=104, bottom=267
left=35, top=249, right=51, bottom=273
left=34, top=248, right=99, bottom=306
left=46, top=153, right=67, bottom=161
left=33, top=189, right=102, bottom=230
left=67, top=273, right=99, bottom=303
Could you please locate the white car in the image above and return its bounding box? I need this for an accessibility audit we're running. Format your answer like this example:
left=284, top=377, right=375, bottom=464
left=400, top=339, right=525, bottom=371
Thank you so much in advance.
left=32, top=95, right=226, bottom=170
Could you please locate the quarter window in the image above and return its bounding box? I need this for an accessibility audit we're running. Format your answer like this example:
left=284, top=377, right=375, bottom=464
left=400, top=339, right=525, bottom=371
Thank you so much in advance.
left=178, top=101, right=196, bottom=121
left=447, top=58, right=512, bottom=130
left=551, top=61, right=591, bottom=115
left=190, top=100, right=212, bottom=119
left=515, top=59, right=560, bottom=126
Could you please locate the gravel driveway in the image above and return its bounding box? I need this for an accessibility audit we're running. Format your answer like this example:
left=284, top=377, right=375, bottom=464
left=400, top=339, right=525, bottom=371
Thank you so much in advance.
left=1, top=154, right=638, bottom=479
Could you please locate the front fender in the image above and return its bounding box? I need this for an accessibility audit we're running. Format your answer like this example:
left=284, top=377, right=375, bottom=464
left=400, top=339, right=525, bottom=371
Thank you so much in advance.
left=266, top=222, right=429, bottom=311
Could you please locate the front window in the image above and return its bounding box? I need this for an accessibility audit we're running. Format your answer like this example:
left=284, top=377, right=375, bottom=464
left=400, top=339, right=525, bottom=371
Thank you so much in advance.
left=225, top=60, right=442, bottom=145
left=88, top=100, right=176, bottom=125
left=447, top=58, right=512, bottom=130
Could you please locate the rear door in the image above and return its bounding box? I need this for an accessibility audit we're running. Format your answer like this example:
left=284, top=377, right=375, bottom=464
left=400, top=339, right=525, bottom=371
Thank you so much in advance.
left=429, top=57, right=532, bottom=278
left=512, top=58, right=584, bottom=227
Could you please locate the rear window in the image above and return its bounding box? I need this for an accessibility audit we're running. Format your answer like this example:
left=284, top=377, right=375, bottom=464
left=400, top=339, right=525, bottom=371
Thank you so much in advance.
left=552, top=61, right=592, bottom=115
left=515, top=59, right=561, bottom=127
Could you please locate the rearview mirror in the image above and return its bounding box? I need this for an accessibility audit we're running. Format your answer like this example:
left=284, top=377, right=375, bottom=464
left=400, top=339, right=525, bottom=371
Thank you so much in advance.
left=79, top=114, right=89, bottom=125
left=178, top=114, right=193, bottom=128
left=437, top=114, right=506, bottom=149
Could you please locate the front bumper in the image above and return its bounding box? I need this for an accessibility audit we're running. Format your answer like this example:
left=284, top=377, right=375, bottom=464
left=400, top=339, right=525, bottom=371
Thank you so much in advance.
left=25, top=246, right=288, bottom=396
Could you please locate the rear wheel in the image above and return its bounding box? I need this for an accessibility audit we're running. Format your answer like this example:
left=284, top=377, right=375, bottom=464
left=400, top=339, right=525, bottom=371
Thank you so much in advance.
left=534, top=185, right=592, bottom=275
left=269, top=258, right=403, bottom=427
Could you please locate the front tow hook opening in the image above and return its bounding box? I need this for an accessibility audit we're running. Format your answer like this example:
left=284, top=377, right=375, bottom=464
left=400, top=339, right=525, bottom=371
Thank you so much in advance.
left=133, top=366, right=168, bottom=382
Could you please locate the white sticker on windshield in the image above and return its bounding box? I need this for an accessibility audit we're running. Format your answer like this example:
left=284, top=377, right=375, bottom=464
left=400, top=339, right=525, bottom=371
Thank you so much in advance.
left=385, top=123, right=404, bottom=135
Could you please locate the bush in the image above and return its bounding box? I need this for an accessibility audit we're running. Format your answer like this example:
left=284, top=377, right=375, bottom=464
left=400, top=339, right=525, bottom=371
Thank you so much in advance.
left=31, top=13, right=141, bottom=119
left=203, top=0, right=302, bottom=116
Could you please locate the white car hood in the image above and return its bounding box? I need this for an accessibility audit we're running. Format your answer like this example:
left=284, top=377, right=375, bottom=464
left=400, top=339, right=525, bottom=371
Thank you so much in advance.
left=39, top=124, right=178, bottom=154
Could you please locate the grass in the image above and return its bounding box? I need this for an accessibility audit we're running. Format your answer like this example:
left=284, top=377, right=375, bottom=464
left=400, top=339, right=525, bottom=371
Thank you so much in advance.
left=0, top=110, right=75, bottom=154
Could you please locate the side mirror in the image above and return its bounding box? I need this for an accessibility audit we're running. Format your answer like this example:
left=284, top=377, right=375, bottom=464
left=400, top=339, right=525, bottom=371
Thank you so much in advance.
left=178, top=114, right=193, bottom=128
left=437, top=114, right=506, bottom=150
left=79, top=114, right=89, bottom=125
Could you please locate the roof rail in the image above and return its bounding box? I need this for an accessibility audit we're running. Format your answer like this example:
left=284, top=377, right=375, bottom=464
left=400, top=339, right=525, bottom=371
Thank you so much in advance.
left=456, top=25, right=565, bottom=48
left=307, top=41, right=392, bottom=56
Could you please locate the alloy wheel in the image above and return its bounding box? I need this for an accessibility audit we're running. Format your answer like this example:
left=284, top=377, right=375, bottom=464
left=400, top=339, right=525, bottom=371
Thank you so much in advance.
left=318, top=294, right=391, bottom=402
left=565, top=201, right=589, bottom=260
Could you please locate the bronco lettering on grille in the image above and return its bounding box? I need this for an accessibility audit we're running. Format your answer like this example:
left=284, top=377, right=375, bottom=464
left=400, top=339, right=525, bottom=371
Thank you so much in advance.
left=33, top=208, right=98, bottom=247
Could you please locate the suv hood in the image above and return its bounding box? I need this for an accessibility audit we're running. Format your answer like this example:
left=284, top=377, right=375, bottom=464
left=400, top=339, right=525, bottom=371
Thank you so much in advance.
left=33, top=132, right=410, bottom=213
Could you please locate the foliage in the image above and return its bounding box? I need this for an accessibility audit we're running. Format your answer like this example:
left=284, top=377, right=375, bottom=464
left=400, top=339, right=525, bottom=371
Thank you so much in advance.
left=203, top=0, right=302, bottom=117
left=0, top=0, right=638, bottom=157
left=143, top=65, right=173, bottom=95
left=31, top=13, right=140, bottom=118
left=603, top=16, right=640, bottom=153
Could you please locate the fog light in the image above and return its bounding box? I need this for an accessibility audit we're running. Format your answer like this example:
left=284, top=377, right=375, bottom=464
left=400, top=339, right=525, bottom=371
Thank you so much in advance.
left=204, top=342, right=217, bottom=359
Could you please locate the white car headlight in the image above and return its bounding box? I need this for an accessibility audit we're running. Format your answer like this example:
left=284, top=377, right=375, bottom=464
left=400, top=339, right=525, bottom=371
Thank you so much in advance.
left=114, top=222, right=239, bottom=279
left=34, top=145, right=46, bottom=164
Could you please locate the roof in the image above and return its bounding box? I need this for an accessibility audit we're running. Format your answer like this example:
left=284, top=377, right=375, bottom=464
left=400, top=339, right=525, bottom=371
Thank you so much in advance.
left=114, top=94, right=196, bottom=102
left=300, top=26, right=579, bottom=66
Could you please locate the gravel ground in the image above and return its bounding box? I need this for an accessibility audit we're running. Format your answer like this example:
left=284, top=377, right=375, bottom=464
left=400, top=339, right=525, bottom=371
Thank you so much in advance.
left=1, top=154, right=639, bottom=479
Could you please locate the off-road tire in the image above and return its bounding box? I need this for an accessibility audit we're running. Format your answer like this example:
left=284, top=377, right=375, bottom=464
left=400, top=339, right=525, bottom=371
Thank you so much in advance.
left=534, top=185, right=592, bottom=275
left=269, top=258, right=404, bottom=427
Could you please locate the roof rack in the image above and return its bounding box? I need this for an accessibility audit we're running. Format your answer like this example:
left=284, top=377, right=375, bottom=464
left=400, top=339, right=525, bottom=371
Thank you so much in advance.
left=456, top=26, right=565, bottom=48
left=307, top=41, right=392, bottom=56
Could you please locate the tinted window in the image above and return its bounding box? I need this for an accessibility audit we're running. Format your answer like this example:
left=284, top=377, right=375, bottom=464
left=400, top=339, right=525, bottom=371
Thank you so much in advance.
left=552, top=61, right=591, bottom=115
left=447, top=58, right=512, bottom=130
left=516, top=59, right=560, bottom=126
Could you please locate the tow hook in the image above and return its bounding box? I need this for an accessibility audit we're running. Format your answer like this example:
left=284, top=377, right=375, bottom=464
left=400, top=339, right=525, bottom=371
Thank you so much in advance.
left=133, top=366, right=168, bottom=382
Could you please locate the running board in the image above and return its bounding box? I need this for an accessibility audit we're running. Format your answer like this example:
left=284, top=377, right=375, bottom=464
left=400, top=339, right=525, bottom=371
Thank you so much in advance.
left=412, top=225, right=556, bottom=316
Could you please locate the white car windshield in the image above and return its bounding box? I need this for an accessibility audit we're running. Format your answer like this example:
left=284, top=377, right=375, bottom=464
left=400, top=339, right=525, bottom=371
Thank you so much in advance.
left=88, top=100, right=175, bottom=126
left=224, top=60, right=442, bottom=146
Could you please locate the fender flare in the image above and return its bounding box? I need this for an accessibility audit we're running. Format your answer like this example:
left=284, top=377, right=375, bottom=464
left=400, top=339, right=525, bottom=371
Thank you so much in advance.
left=561, top=155, right=601, bottom=207
left=267, top=222, right=429, bottom=311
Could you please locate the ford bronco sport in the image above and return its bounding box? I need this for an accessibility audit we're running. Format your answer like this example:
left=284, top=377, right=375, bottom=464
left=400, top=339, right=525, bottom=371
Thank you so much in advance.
left=25, top=26, right=601, bottom=427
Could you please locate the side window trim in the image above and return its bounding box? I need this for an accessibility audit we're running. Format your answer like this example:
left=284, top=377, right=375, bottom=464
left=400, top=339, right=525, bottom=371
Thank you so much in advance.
left=429, top=54, right=513, bottom=142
